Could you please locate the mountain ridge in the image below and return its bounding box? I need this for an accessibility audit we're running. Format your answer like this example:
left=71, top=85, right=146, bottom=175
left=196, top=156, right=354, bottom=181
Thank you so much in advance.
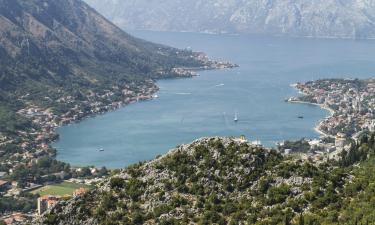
left=0, top=0, right=207, bottom=93
left=84, top=0, right=375, bottom=39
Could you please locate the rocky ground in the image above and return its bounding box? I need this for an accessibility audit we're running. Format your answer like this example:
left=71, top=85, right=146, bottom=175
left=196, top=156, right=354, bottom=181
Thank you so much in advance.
left=37, top=134, right=375, bottom=225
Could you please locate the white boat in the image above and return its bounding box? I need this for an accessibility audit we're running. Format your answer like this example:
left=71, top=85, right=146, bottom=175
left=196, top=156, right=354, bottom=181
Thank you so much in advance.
left=234, top=112, right=238, bottom=122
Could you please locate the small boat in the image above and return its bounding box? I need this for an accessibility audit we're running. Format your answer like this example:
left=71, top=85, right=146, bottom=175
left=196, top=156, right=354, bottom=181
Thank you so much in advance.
left=234, top=112, right=238, bottom=122
left=99, top=148, right=104, bottom=152
left=298, top=116, right=304, bottom=119
left=153, top=94, right=159, bottom=98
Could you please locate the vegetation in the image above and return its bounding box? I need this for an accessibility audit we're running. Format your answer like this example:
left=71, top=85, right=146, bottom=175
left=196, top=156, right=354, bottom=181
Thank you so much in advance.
left=31, top=182, right=93, bottom=197
left=279, top=139, right=311, bottom=153
left=40, top=133, right=375, bottom=224
left=0, top=193, right=37, bottom=214
left=0, top=0, right=209, bottom=217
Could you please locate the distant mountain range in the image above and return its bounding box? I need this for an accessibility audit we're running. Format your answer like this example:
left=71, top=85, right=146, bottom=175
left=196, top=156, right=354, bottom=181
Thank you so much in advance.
left=85, top=0, right=375, bottom=39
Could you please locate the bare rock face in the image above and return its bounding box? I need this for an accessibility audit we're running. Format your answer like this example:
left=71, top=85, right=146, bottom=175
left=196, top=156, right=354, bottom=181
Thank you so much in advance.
left=85, top=0, right=375, bottom=39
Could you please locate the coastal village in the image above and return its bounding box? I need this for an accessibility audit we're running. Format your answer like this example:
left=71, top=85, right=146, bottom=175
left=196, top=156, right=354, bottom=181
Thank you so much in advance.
left=285, top=79, right=375, bottom=161
left=0, top=78, right=167, bottom=223
left=0, top=77, right=373, bottom=223
left=0, top=78, right=374, bottom=223
left=0, top=58, right=237, bottom=223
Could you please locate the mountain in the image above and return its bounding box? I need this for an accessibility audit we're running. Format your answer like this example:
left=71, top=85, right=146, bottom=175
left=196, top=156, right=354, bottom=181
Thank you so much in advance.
left=38, top=134, right=375, bottom=224
left=84, top=0, right=375, bottom=39
left=0, top=0, right=207, bottom=102
left=0, top=0, right=216, bottom=135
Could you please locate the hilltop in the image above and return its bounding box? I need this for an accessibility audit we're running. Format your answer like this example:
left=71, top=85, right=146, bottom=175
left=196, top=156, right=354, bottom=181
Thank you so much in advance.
left=39, top=134, right=375, bottom=224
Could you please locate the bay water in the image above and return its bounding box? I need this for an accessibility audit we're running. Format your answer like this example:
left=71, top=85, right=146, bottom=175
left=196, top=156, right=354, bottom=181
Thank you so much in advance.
left=54, top=31, right=375, bottom=168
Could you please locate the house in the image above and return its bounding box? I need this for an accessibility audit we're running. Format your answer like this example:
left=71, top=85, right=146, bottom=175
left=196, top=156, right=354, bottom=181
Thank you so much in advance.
left=73, top=187, right=88, bottom=197
left=0, top=172, right=7, bottom=178
left=37, top=196, right=61, bottom=215
left=0, top=180, right=10, bottom=192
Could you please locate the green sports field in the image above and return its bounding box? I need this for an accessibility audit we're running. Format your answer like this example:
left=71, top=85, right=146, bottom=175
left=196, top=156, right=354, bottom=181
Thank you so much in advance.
left=31, top=181, right=93, bottom=196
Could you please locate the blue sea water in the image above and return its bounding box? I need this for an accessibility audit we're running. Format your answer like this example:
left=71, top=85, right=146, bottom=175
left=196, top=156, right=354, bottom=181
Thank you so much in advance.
left=54, top=31, right=375, bottom=168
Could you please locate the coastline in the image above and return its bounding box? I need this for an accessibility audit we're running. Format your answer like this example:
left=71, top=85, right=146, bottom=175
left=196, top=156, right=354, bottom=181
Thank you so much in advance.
left=47, top=64, right=237, bottom=167
left=287, top=88, right=336, bottom=138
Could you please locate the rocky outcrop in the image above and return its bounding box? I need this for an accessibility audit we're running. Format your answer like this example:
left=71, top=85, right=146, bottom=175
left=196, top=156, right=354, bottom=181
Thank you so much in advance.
left=37, top=137, right=332, bottom=224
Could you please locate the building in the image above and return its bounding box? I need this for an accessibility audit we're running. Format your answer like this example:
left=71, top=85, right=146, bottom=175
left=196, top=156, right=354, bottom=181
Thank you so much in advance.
left=37, top=196, right=61, bottom=215
left=0, top=180, right=10, bottom=192
left=370, top=120, right=375, bottom=132
left=284, top=149, right=292, bottom=155
left=2, top=213, right=29, bottom=225
left=335, top=137, right=346, bottom=149
left=73, top=187, right=88, bottom=197
left=335, top=133, right=347, bottom=149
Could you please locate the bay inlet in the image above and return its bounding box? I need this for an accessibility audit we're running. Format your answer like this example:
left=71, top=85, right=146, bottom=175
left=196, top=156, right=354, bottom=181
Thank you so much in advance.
left=54, top=31, right=375, bottom=168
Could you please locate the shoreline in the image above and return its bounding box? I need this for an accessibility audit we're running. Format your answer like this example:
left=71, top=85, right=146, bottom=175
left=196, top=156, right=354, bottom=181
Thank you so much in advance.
left=287, top=86, right=336, bottom=138
left=288, top=99, right=336, bottom=138
left=287, top=100, right=335, bottom=117
left=47, top=64, right=236, bottom=168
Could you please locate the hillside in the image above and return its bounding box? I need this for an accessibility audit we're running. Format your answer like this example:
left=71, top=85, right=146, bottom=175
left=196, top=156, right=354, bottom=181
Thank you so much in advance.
left=0, top=0, right=233, bottom=216
left=0, top=0, right=208, bottom=104
left=0, top=0, right=218, bottom=135
left=85, top=0, right=375, bottom=39
left=39, top=134, right=375, bottom=224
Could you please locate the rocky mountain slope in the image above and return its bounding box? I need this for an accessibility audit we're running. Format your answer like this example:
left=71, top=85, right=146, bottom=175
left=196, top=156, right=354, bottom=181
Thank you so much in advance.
left=0, top=0, right=206, bottom=104
left=85, top=0, right=375, bottom=39
left=0, top=0, right=219, bottom=136
left=39, top=134, right=375, bottom=224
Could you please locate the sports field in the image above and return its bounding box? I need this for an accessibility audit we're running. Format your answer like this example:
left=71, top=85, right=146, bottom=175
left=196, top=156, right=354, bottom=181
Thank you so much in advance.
left=31, top=181, right=92, bottom=196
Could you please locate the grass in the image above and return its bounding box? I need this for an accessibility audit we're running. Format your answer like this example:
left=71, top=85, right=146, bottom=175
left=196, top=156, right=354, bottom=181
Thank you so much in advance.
left=31, top=181, right=93, bottom=196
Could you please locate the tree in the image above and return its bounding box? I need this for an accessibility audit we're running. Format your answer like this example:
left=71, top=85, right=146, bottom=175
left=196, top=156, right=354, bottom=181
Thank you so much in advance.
left=284, top=214, right=291, bottom=225
left=299, top=213, right=305, bottom=225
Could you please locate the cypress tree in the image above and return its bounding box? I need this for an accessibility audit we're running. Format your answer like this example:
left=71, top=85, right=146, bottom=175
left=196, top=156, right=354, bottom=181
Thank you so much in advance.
left=299, top=213, right=304, bottom=225
left=284, top=214, right=291, bottom=225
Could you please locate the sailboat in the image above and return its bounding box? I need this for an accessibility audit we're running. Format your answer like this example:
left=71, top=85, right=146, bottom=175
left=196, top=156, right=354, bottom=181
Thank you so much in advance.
left=234, top=112, right=238, bottom=122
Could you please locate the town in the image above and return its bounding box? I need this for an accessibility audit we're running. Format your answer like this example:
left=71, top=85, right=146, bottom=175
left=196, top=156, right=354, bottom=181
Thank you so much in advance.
left=0, top=57, right=237, bottom=223
left=0, top=78, right=162, bottom=224
left=284, top=79, right=375, bottom=161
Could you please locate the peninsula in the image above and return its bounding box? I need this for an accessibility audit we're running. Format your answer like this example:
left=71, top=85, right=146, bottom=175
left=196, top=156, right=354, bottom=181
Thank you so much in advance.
left=288, top=79, right=375, bottom=138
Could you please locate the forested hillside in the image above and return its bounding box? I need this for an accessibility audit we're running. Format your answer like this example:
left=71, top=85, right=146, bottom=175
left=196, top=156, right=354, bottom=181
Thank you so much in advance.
left=40, top=133, right=375, bottom=224
left=0, top=0, right=210, bottom=134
